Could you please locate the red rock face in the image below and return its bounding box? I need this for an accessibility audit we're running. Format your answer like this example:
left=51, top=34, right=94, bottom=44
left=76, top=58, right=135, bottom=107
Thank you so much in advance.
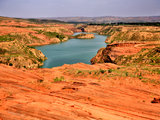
left=0, top=63, right=160, bottom=120
left=90, top=47, right=113, bottom=64
left=91, top=42, right=158, bottom=65
left=91, top=43, right=139, bottom=64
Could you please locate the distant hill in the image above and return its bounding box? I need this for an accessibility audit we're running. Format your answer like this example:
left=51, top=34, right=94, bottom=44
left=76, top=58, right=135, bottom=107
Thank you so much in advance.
left=47, top=16, right=160, bottom=23
left=26, top=18, right=66, bottom=24
left=0, top=16, right=65, bottom=24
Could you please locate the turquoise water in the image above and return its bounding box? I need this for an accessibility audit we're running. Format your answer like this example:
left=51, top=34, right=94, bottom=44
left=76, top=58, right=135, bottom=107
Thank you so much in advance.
left=36, top=33, right=107, bottom=68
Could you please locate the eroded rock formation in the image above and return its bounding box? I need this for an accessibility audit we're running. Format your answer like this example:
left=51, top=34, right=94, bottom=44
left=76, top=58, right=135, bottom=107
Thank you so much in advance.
left=91, top=26, right=160, bottom=65
left=75, top=33, right=95, bottom=39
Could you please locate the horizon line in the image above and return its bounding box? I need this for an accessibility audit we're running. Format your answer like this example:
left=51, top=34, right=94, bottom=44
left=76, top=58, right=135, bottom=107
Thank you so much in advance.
left=1, top=15, right=160, bottom=19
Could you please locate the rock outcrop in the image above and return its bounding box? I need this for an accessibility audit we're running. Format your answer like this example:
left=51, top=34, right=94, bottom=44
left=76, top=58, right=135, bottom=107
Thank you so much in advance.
left=91, top=26, right=160, bottom=65
left=75, top=33, right=95, bottom=39
left=0, top=41, right=46, bottom=68
left=90, top=47, right=113, bottom=64
left=91, top=43, right=143, bottom=64
left=84, top=25, right=105, bottom=33
left=99, top=26, right=160, bottom=44
left=151, top=98, right=160, bottom=103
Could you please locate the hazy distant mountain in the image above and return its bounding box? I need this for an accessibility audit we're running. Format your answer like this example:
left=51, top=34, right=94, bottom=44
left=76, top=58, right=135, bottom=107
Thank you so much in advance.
left=46, top=16, right=160, bottom=23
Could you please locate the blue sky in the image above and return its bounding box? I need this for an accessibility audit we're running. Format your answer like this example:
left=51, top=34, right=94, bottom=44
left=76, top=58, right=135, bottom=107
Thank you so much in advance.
left=0, top=0, right=160, bottom=18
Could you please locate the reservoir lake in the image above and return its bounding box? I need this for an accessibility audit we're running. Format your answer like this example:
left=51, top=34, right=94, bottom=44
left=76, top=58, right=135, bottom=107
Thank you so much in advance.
left=36, top=33, right=107, bottom=68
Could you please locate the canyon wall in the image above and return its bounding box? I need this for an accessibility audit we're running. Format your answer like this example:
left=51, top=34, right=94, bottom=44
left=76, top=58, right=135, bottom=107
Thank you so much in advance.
left=91, top=26, right=160, bottom=65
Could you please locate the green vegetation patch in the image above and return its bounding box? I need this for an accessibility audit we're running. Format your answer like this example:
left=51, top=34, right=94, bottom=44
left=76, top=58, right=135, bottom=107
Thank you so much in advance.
left=34, top=30, right=65, bottom=41
left=53, top=76, right=65, bottom=82
left=64, top=68, right=108, bottom=80
left=0, top=34, right=16, bottom=42
left=106, top=65, right=160, bottom=85
left=99, top=27, right=122, bottom=35
left=34, top=30, right=44, bottom=34
left=0, top=48, right=8, bottom=54
left=29, top=34, right=39, bottom=40
left=115, top=47, right=160, bottom=65
left=44, top=32, right=65, bottom=40
left=63, top=64, right=160, bottom=85
left=0, top=40, right=46, bottom=68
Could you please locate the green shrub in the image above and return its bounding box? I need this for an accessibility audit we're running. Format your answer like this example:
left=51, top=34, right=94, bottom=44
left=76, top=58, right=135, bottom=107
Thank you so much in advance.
left=35, top=30, right=44, bottom=34
left=125, top=72, right=129, bottom=76
left=142, top=80, right=147, bottom=83
left=108, top=69, right=113, bottom=73
left=53, top=76, right=64, bottom=82
left=152, top=68, right=160, bottom=74
left=94, top=71, right=100, bottom=75
left=76, top=70, right=82, bottom=74
left=88, top=71, right=92, bottom=74
left=29, top=51, right=33, bottom=55
left=137, top=72, right=143, bottom=80
left=99, top=69, right=106, bottom=74
left=9, top=63, right=13, bottom=66
left=37, top=58, right=43, bottom=63
left=0, top=48, right=7, bottom=54
left=27, top=46, right=35, bottom=49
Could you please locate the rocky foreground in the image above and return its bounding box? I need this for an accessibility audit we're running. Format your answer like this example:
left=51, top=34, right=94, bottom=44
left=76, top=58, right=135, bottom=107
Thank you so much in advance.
left=0, top=63, right=160, bottom=120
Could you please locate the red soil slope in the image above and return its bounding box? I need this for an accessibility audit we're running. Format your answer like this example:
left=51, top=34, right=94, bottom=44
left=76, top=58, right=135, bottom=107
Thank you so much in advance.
left=0, top=63, right=160, bottom=120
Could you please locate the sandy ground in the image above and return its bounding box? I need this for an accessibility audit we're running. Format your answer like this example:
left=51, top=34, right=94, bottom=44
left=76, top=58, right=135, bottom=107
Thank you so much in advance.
left=0, top=63, right=160, bottom=120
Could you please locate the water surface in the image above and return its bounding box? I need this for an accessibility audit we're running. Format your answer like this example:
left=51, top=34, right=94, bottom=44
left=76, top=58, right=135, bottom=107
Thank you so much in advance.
left=36, top=33, right=107, bottom=68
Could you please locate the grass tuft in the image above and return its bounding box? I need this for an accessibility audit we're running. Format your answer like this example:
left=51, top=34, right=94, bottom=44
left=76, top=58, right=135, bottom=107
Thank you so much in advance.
left=53, top=76, right=65, bottom=82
